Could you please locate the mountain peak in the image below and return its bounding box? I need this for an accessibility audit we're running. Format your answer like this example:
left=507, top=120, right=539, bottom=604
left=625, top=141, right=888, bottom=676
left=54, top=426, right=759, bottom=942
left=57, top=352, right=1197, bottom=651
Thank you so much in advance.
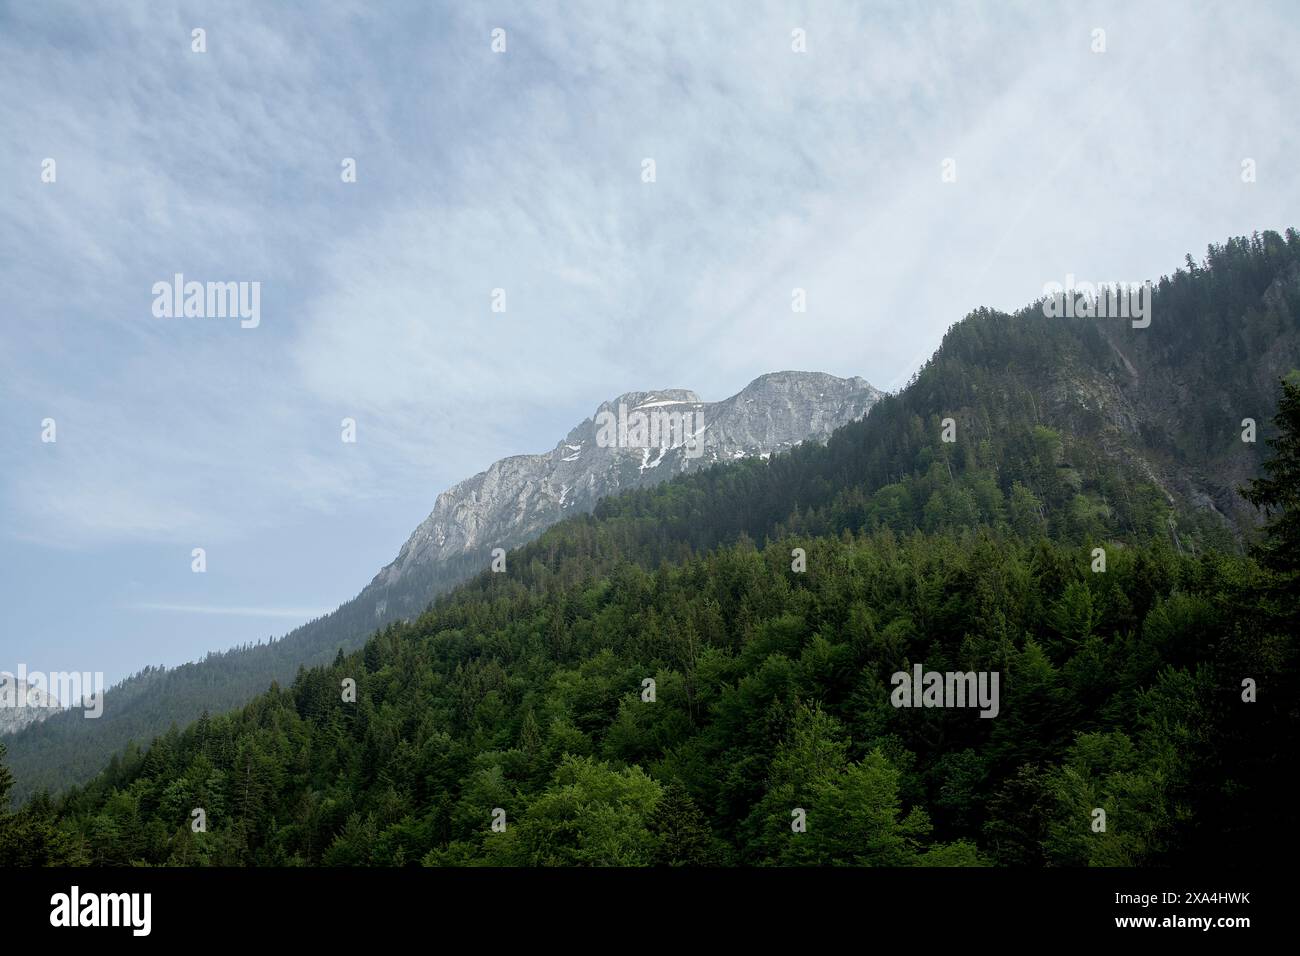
left=367, top=371, right=882, bottom=619
left=743, top=369, right=873, bottom=391
left=597, top=388, right=702, bottom=414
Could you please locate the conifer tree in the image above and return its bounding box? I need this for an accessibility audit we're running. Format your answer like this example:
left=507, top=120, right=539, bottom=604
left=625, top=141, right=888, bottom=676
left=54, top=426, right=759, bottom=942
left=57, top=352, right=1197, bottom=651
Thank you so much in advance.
left=1242, top=377, right=1300, bottom=576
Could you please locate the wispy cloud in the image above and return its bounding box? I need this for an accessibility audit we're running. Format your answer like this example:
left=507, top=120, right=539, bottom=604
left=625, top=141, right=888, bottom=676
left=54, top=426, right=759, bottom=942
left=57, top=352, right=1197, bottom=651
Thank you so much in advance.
left=1, top=0, right=1298, bottom=681
left=4, top=0, right=1298, bottom=548
left=127, top=603, right=332, bottom=621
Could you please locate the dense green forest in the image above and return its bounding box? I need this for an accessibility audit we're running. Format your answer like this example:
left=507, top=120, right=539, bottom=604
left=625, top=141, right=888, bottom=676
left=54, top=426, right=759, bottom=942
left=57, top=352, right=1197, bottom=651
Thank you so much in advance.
left=2, top=232, right=1297, bottom=866
left=7, top=231, right=1298, bottom=804
left=2, top=483, right=1294, bottom=865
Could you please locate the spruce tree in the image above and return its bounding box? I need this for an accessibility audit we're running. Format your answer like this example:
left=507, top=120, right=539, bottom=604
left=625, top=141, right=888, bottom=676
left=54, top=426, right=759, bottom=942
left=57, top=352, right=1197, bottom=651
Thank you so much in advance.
left=1242, top=377, right=1300, bottom=575
left=651, top=782, right=717, bottom=866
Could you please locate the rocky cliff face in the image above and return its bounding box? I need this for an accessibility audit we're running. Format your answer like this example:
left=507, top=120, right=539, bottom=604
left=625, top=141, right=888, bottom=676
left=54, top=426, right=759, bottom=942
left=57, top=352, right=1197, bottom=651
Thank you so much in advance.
left=0, top=678, right=61, bottom=737
left=367, top=371, right=881, bottom=618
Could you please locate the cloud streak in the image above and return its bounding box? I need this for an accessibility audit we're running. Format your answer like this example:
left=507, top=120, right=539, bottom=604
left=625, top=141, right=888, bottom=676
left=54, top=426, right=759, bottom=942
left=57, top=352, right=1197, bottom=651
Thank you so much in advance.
left=127, top=603, right=332, bottom=621
left=1, top=0, right=1297, bottom=681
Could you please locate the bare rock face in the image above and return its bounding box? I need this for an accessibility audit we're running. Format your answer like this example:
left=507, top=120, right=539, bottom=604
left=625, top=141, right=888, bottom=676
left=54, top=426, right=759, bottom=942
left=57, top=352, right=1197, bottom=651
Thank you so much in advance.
left=0, top=677, right=61, bottom=737
left=367, top=371, right=881, bottom=616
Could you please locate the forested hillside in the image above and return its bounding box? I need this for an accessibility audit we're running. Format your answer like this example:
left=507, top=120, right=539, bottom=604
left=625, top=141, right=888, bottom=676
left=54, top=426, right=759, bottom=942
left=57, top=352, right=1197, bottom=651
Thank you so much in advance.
left=3, top=231, right=1297, bottom=866
left=9, top=233, right=1296, bottom=805
left=2, top=372, right=874, bottom=804
left=4, top=487, right=1294, bottom=865
left=2, top=551, right=485, bottom=804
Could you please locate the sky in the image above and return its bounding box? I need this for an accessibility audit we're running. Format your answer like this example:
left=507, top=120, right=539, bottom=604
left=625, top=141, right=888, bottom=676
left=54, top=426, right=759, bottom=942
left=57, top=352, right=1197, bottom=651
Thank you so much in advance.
left=1, top=0, right=1297, bottom=686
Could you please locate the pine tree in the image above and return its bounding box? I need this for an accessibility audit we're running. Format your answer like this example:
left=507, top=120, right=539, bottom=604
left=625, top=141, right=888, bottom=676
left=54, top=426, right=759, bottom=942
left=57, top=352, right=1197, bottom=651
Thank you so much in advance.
left=0, top=741, right=15, bottom=859
left=650, top=782, right=717, bottom=866
left=517, top=707, right=542, bottom=757
left=1242, top=377, right=1300, bottom=575
left=0, top=742, right=14, bottom=810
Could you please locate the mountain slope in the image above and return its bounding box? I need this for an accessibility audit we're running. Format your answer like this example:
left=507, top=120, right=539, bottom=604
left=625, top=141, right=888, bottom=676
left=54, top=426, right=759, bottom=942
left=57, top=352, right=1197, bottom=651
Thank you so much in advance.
left=366, top=371, right=881, bottom=623
left=9, top=230, right=1297, bottom=867
left=2, top=372, right=880, bottom=802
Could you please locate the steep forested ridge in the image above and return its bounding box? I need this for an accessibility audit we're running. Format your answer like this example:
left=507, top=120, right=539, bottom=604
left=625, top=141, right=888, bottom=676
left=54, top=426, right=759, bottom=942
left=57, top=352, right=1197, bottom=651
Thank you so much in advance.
left=2, top=230, right=1297, bottom=866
